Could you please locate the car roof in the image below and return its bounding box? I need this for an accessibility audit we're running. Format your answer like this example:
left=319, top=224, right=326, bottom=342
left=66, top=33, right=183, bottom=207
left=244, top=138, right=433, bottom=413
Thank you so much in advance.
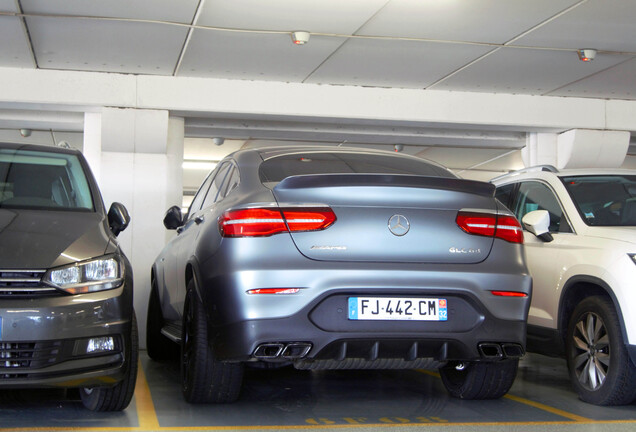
left=492, top=165, right=636, bottom=183
left=0, top=142, right=81, bottom=156
left=254, top=145, right=416, bottom=160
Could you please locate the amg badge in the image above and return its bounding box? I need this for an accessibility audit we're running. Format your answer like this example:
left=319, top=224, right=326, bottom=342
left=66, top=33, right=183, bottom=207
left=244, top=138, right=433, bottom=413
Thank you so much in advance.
left=449, top=247, right=482, bottom=254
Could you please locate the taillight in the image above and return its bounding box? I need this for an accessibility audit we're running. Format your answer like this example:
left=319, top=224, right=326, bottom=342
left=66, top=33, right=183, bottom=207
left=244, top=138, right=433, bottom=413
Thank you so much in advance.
left=456, top=211, right=523, bottom=244
left=494, top=214, right=525, bottom=244
left=219, top=206, right=336, bottom=237
left=491, top=290, right=528, bottom=297
left=247, top=288, right=300, bottom=295
left=281, top=207, right=336, bottom=232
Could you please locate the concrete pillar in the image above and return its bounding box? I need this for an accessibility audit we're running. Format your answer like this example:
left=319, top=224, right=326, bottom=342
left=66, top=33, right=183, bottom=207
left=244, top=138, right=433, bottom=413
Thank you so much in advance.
left=522, top=129, right=630, bottom=169
left=83, top=108, right=184, bottom=348
left=521, top=133, right=558, bottom=167
left=82, top=113, right=102, bottom=181
left=557, top=129, right=629, bottom=169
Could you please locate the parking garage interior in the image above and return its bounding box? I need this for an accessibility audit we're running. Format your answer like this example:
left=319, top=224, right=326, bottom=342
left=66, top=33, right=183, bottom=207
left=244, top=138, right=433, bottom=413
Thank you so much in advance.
left=1, top=1, right=636, bottom=431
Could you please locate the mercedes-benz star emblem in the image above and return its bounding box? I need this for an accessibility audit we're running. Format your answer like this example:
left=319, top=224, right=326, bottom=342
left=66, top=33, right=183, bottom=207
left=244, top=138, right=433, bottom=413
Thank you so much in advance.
left=388, top=214, right=410, bottom=236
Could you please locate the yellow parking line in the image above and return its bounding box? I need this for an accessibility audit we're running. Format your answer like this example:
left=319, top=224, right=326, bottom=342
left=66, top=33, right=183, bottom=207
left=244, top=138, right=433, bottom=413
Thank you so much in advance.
left=135, top=358, right=160, bottom=430
left=0, top=364, right=617, bottom=432
left=416, top=369, right=591, bottom=422
left=503, top=393, right=591, bottom=422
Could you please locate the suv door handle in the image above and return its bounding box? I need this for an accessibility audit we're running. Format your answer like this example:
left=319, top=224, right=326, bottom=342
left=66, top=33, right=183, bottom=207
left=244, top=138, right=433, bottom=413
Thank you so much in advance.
left=194, top=216, right=204, bottom=224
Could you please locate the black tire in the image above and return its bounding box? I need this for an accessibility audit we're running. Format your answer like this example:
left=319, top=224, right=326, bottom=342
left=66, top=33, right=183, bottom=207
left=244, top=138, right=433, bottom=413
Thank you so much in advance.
left=146, top=278, right=176, bottom=360
left=566, top=296, right=636, bottom=405
left=439, top=358, right=518, bottom=400
left=80, top=312, right=139, bottom=411
left=181, top=281, right=244, bottom=403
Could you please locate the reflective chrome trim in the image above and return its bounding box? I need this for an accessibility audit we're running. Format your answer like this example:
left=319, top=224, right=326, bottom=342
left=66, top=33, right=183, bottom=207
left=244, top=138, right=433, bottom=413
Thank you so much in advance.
left=387, top=214, right=410, bottom=236
left=458, top=208, right=509, bottom=216
left=0, top=287, right=57, bottom=293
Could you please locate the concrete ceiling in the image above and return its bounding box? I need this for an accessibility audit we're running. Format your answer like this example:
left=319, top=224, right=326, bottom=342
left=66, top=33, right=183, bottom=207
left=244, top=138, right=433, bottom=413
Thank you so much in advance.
left=1, top=0, right=636, bottom=181
left=2, top=0, right=634, bottom=97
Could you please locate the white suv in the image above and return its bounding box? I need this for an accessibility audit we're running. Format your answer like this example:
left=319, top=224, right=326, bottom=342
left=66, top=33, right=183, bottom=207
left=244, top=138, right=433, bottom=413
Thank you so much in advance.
left=492, top=166, right=636, bottom=406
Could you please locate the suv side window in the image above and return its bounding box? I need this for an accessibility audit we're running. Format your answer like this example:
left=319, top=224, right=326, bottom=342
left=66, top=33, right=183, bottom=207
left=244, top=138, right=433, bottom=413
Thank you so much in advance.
left=187, top=170, right=216, bottom=217
left=495, top=183, right=515, bottom=210
left=201, top=162, right=232, bottom=209
left=219, top=166, right=240, bottom=200
left=514, top=181, right=570, bottom=233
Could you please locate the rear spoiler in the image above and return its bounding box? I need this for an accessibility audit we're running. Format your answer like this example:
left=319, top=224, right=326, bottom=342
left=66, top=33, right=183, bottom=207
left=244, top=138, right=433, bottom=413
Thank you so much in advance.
left=275, top=174, right=494, bottom=197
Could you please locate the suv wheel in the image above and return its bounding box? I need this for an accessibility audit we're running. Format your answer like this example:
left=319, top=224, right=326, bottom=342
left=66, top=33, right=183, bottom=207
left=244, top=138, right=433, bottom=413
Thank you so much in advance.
left=566, top=296, right=636, bottom=405
left=80, top=312, right=139, bottom=411
left=181, top=281, right=244, bottom=403
left=439, top=358, right=518, bottom=399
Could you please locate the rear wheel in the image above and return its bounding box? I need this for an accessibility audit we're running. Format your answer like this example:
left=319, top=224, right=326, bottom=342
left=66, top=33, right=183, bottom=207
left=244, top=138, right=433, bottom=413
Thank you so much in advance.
left=181, top=281, right=244, bottom=403
left=566, top=296, right=636, bottom=405
left=439, top=358, right=518, bottom=399
left=80, top=312, right=139, bottom=411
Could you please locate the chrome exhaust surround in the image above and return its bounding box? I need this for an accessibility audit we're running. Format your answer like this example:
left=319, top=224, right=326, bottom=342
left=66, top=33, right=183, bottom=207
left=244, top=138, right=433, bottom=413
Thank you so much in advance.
left=253, top=342, right=311, bottom=359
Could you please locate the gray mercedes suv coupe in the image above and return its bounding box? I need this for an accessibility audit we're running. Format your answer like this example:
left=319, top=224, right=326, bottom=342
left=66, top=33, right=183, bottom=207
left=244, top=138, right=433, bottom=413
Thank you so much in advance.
left=148, top=147, right=531, bottom=403
left=0, top=143, right=137, bottom=411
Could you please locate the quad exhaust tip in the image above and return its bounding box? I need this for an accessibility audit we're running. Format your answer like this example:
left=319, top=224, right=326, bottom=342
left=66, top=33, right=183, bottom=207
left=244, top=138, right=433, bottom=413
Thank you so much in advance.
left=254, top=342, right=312, bottom=359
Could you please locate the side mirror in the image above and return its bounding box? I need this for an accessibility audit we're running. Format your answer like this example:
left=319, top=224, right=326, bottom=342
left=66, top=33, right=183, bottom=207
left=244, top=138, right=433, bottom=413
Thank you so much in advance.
left=163, top=205, right=183, bottom=230
left=521, top=210, right=553, bottom=242
left=108, top=202, right=130, bottom=237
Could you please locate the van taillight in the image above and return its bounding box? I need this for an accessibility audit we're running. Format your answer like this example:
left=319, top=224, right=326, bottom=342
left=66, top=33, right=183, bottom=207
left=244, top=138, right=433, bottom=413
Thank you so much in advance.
left=219, top=207, right=336, bottom=237
left=456, top=211, right=523, bottom=244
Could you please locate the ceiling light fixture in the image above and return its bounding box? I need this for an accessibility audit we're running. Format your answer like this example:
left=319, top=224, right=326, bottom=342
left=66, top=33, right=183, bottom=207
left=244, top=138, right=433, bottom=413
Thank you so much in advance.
left=212, top=137, right=225, bottom=146
left=19, top=128, right=32, bottom=137
left=291, top=31, right=310, bottom=45
left=577, top=49, right=597, bottom=62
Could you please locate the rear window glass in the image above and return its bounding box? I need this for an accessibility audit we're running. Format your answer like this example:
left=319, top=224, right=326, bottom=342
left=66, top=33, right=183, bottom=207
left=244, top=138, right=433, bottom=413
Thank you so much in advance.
left=0, top=149, right=94, bottom=211
left=259, top=152, right=455, bottom=186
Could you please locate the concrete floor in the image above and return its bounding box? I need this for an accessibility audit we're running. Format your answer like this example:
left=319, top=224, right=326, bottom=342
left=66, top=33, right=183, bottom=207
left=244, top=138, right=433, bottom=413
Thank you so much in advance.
left=0, top=352, right=634, bottom=432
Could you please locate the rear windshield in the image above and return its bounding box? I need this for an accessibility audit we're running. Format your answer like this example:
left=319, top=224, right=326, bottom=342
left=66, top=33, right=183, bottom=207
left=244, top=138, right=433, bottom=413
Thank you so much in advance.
left=562, top=175, right=636, bottom=226
left=0, top=149, right=94, bottom=211
left=259, top=151, right=455, bottom=186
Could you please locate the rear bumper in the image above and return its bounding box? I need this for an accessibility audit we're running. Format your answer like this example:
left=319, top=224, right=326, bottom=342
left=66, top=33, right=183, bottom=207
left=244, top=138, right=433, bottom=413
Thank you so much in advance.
left=198, top=238, right=531, bottom=367
left=213, top=311, right=527, bottom=364
left=205, top=277, right=530, bottom=364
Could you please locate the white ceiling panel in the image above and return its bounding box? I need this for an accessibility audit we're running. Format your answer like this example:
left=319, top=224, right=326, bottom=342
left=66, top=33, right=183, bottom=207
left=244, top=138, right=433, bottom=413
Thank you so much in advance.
left=358, top=0, right=581, bottom=43
left=434, top=47, right=628, bottom=95
left=178, top=30, right=344, bottom=81
left=25, top=17, right=188, bottom=75
left=415, top=147, right=518, bottom=169
left=474, top=149, right=524, bottom=173
left=1, top=0, right=635, bottom=167
left=0, top=0, right=16, bottom=10
left=548, top=57, right=636, bottom=100
left=0, top=15, right=34, bottom=68
left=20, top=0, right=199, bottom=23
left=306, top=38, right=492, bottom=88
left=512, top=0, right=636, bottom=52
left=198, top=0, right=388, bottom=34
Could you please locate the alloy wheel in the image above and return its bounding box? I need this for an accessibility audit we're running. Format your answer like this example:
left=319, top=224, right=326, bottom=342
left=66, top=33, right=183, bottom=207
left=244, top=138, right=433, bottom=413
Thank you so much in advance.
left=571, top=312, right=610, bottom=391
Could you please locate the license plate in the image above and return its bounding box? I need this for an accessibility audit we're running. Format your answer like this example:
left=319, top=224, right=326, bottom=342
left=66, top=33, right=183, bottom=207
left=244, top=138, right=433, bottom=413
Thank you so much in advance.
left=348, top=297, right=447, bottom=321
